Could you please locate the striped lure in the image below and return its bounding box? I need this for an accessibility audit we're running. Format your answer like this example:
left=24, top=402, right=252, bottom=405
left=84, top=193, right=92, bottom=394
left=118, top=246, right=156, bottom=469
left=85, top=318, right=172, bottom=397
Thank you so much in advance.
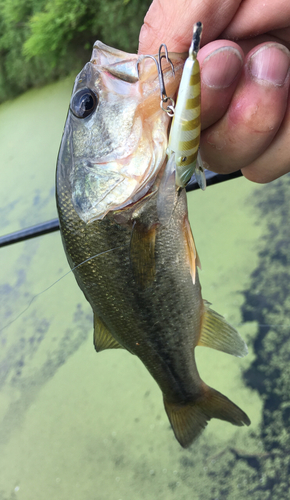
left=167, top=22, right=206, bottom=190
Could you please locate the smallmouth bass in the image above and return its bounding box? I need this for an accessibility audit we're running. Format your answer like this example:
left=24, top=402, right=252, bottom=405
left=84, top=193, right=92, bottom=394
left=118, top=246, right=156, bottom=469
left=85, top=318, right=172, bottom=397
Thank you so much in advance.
left=56, top=41, right=250, bottom=448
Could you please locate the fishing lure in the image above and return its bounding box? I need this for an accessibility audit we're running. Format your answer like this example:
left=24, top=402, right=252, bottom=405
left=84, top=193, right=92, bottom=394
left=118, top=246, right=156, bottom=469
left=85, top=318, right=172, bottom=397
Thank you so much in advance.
left=167, top=22, right=206, bottom=190
left=151, top=22, right=206, bottom=192
left=138, top=22, right=206, bottom=191
left=148, top=22, right=206, bottom=224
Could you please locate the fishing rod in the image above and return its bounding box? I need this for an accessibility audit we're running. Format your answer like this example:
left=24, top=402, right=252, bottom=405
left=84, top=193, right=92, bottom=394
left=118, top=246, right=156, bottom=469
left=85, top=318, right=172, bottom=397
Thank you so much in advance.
left=0, top=169, right=242, bottom=248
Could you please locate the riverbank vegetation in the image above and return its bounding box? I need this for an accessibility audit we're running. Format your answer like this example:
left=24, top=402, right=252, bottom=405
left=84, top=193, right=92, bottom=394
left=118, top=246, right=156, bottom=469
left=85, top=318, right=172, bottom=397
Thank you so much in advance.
left=0, top=0, right=150, bottom=102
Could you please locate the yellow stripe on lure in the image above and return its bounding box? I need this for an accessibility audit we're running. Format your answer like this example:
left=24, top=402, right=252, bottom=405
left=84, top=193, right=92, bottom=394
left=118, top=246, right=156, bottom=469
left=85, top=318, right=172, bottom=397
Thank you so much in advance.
left=168, top=22, right=206, bottom=190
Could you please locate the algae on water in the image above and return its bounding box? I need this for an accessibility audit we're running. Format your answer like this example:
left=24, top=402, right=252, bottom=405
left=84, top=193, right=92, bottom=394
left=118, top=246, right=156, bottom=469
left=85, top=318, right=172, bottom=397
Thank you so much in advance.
left=1, top=76, right=289, bottom=498
left=240, top=174, right=290, bottom=498
left=193, top=174, right=290, bottom=499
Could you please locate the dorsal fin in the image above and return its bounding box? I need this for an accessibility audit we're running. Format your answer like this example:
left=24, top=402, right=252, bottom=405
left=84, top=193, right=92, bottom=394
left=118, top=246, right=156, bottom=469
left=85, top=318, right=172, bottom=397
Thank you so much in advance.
left=94, top=315, right=124, bottom=352
left=197, top=301, right=248, bottom=357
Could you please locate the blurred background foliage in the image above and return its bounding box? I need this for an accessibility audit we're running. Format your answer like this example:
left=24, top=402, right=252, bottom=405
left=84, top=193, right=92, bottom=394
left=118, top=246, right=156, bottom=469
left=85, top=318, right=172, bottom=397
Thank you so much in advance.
left=0, top=0, right=151, bottom=102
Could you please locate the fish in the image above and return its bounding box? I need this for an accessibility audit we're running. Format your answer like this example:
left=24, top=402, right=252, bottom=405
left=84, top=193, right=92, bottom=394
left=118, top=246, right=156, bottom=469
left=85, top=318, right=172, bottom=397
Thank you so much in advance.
left=56, top=39, right=250, bottom=448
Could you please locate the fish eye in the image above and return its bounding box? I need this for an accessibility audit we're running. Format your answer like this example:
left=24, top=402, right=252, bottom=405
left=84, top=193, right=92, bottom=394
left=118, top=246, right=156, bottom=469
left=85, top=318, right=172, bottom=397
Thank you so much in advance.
left=70, top=88, right=98, bottom=119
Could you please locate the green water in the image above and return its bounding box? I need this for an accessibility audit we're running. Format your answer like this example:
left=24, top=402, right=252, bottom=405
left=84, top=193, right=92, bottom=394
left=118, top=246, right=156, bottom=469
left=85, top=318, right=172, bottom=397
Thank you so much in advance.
left=0, top=80, right=287, bottom=499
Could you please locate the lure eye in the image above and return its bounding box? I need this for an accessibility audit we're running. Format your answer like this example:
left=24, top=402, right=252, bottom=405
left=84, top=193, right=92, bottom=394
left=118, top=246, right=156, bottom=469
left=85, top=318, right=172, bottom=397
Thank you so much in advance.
left=70, top=88, right=98, bottom=119
left=176, top=156, right=187, bottom=166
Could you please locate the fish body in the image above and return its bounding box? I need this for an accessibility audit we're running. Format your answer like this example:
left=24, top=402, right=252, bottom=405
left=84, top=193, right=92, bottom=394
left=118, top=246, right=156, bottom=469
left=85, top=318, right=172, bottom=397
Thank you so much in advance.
left=56, top=41, right=250, bottom=448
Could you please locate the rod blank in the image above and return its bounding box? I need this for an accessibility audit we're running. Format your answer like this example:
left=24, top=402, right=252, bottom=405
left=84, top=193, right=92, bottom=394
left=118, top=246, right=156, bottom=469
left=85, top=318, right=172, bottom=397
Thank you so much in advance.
left=0, top=170, right=242, bottom=248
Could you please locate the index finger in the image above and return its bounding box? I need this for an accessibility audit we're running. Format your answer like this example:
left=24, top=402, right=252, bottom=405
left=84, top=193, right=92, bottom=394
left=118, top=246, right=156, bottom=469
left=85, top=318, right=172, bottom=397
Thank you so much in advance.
left=138, top=0, right=241, bottom=54
left=223, top=0, right=290, bottom=41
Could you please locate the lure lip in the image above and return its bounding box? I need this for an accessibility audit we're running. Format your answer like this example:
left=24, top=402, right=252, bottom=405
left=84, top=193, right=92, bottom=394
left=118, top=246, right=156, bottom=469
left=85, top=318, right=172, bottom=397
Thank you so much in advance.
left=190, top=22, right=203, bottom=56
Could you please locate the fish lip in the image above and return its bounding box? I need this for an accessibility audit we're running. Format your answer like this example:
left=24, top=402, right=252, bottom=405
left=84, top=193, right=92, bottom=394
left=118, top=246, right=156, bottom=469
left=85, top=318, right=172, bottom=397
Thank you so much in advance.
left=86, top=150, right=136, bottom=166
left=72, top=139, right=140, bottom=171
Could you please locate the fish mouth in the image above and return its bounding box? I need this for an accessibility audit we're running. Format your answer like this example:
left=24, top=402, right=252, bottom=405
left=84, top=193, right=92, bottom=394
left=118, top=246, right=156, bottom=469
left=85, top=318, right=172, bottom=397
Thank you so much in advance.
left=67, top=47, right=186, bottom=223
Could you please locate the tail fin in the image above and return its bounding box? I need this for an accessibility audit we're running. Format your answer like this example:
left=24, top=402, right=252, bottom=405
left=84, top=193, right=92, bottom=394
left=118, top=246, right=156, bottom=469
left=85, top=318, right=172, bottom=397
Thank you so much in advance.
left=164, top=385, right=250, bottom=448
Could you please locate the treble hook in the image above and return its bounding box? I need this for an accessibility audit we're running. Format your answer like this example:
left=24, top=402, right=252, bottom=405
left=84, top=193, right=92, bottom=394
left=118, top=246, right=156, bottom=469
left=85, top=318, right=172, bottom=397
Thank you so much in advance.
left=157, top=44, right=175, bottom=99
left=136, top=44, right=175, bottom=117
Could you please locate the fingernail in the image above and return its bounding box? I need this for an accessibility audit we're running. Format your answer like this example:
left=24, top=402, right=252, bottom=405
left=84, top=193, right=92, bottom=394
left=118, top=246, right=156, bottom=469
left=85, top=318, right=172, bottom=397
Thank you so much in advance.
left=201, top=47, right=243, bottom=88
left=249, top=44, right=290, bottom=86
left=206, top=131, right=226, bottom=150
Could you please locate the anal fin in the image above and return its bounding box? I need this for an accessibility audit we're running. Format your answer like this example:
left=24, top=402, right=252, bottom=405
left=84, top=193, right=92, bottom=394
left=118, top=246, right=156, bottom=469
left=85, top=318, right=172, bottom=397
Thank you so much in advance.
left=198, top=301, right=248, bottom=357
left=94, top=314, right=124, bottom=352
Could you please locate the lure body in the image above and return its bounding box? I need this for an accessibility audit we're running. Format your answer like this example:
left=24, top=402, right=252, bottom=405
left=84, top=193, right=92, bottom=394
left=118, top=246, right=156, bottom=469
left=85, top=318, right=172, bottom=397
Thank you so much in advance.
left=167, top=22, right=206, bottom=190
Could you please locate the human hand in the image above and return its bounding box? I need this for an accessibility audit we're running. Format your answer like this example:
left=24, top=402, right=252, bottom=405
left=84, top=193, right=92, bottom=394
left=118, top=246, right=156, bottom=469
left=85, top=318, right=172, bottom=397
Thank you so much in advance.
left=138, top=0, right=290, bottom=183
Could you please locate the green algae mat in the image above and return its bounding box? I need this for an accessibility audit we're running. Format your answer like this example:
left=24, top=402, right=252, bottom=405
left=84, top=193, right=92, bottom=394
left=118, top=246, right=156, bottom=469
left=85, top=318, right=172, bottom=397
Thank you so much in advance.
left=0, top=79, right=289, bottom=500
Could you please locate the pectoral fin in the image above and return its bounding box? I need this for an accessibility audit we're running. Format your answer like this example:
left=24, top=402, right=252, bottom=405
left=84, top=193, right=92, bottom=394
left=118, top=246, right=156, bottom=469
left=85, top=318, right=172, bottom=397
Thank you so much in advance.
left=157, top=153, right=176, bottom=226
left=94, top=315, right=124, bottom=352
left=194, top=150, right=207, bottom=191
left=198, top=301, right=248, bottom=357
left=183, top=215, right=201, bottom=284
left=130, top=221, right=157, bottom=288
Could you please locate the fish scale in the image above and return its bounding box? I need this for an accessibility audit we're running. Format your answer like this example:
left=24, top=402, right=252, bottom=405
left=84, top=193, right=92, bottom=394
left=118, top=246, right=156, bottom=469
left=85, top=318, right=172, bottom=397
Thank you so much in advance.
left=59, top=181, right=203, bottom=401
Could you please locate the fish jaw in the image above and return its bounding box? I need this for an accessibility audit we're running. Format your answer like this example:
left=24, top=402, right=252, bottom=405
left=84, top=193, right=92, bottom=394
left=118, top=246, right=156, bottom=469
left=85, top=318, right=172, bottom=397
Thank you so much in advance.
left=57, top=43, right=185, bottom=223
left=70, top=111, right=170, bottom=223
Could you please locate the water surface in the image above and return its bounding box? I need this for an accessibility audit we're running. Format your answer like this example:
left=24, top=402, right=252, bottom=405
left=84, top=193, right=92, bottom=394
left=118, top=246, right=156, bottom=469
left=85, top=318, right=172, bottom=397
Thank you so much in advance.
left=0, top=79, right=288, bottom=499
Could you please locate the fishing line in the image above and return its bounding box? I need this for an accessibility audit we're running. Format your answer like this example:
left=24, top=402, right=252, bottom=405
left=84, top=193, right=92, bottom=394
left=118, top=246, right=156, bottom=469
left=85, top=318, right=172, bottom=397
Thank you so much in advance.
left=1, top=245, right=125, bottom=332
left=245, top=323, right=290, bottom=329
left=3, top=244, right=289, bottom=335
